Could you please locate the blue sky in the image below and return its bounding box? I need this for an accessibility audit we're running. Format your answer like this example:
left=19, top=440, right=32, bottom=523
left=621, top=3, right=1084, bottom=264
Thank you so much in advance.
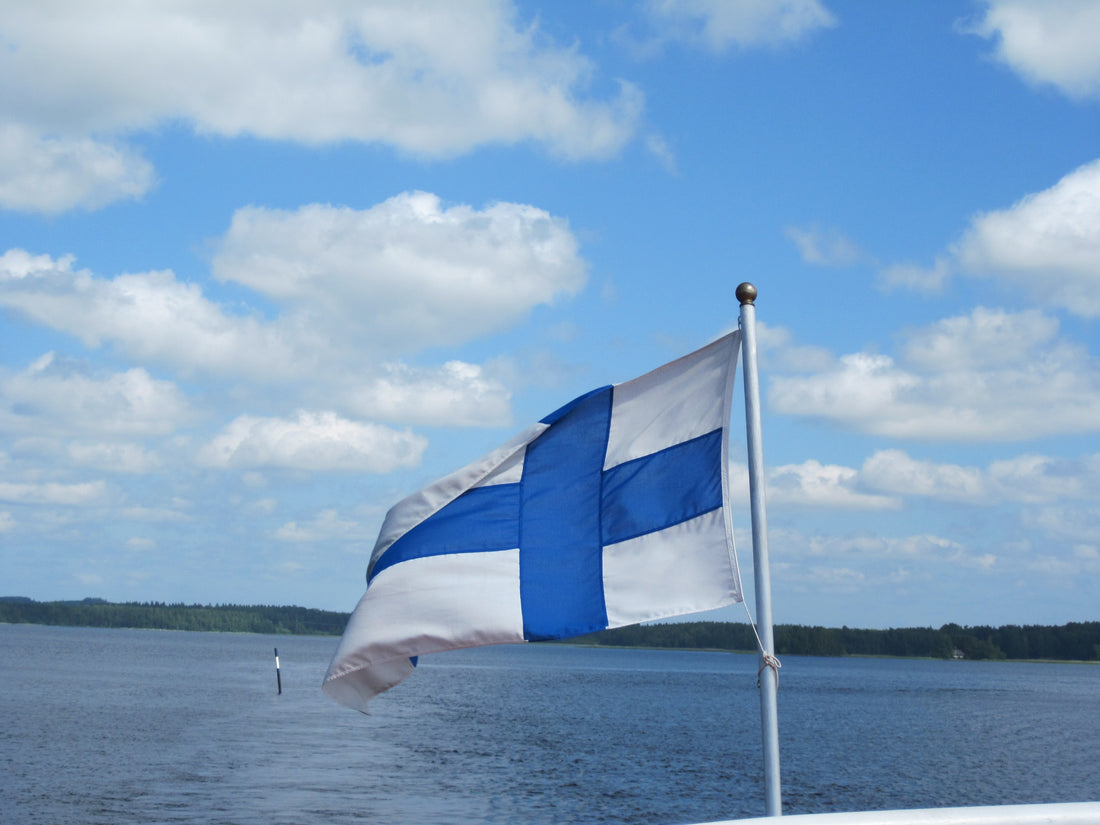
left=2, top=0, right=1099, bottom=630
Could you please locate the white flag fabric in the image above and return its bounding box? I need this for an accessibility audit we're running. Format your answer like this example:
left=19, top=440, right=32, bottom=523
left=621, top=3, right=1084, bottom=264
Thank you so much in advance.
left=323, top=332, right=743, bottom=711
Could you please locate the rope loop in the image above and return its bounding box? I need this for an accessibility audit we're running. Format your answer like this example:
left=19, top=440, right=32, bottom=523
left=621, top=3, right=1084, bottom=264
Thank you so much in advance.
left=756, top=651, right=782, bottom=688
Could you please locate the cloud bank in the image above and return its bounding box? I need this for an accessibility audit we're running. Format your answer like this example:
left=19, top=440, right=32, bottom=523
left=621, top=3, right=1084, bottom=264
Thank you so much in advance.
left=0, top=0, right=642, bottom=213
left=769, top=307, right=1100, bottom=440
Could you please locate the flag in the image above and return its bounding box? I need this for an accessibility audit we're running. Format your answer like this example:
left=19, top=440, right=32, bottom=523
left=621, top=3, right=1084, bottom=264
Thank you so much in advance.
left=323, top=331, right=743, bottom=711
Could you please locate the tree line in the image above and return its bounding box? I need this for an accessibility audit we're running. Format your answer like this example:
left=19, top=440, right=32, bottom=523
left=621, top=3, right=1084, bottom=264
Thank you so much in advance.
left=0, top=597, right=348, bottom=636
left=2, top=597, right=1098, bottom=661
left=573, top=620, right=1100, bottom=661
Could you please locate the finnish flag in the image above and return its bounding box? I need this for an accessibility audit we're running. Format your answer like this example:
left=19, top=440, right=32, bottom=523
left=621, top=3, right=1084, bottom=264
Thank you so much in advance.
left=324, top=331, right=743, bottom=711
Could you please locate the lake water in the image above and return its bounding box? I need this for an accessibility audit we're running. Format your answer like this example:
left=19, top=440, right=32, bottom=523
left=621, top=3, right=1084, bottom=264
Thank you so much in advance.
left=1, top=624, right=1097, bottom=825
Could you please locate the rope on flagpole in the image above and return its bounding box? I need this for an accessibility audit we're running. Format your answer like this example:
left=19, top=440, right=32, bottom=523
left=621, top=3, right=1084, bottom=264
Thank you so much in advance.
left=757, top=651, right=782, bottom=689
left=730, top=541, right=782, bottom=685
left=737, top=597, right=782, bottom=688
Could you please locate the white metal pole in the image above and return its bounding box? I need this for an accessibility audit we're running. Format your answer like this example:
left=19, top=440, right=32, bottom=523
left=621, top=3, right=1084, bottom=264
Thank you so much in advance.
left=737, top=282, right=782, bottom=817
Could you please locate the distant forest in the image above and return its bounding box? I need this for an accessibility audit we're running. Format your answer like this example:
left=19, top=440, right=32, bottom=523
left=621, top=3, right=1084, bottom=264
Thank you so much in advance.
left=571, top=621, right=1100, bottom=662
left=2, top=597, right=1098, bottom=661
left=0, top=597, right=348, bottom=636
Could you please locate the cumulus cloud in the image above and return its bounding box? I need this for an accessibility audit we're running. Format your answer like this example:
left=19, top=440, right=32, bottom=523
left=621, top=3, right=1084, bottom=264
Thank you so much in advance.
left=0, top=249, right=305, bottom=377
left=197, top=411, right=427, bottom=473
left=770, top=448, right=1100, bottom=512
left=646, top=0, right=836, bottom=50
left=0, top=124, right=155, bottom=214
left=2, top=190, right=578, bottom=427
left=965, top=0, right=1100, bottom=100
left=952, top=159, right=1100, bottom=316
left=766, top=459, right=901, bottom=510
left=343, top=360, right=512, bottom=427
left=0, top=1, right=640, bottom=213
left=860, top=450, right=988, bottom=504
left=211, top=193, right=586, bottom=354
left=0, top=351, right=190, bottom=437
left=879, top=160, right=1100, bottom=309
left=752, top=447, right=1100, bottom=514
left=770, top=307, right=1100, bottom=440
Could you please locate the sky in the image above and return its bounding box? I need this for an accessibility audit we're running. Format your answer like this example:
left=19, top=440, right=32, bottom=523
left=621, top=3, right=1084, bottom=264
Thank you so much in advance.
left=2, top=0, right=1099, bottom=631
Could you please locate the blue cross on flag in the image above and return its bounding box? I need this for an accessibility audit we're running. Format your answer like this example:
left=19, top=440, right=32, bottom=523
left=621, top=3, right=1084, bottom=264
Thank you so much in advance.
left=323, top=331, right=744, bottom=711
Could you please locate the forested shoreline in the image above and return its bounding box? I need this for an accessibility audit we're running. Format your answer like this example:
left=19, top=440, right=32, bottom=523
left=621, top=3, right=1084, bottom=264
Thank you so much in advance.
left=0, top=597, right=348, bottom=636
left=570, top=620, right=1100, bottom=662
left=2, top=597, right=1098, bottom=661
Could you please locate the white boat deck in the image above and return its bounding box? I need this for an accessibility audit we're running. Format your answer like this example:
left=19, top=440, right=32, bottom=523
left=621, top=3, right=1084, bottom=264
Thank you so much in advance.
left=703, top=802, right=1100, bottom=825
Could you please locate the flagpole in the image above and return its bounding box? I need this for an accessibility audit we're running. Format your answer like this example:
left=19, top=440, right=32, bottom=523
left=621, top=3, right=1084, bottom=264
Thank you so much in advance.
left=737, top=282, right=782, bottom=817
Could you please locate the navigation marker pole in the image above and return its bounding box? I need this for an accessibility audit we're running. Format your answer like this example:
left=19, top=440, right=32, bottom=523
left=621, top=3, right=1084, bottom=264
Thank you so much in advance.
left=738, top=282, right=782, bottom=816
left=275, top=648, right=282, bottom=695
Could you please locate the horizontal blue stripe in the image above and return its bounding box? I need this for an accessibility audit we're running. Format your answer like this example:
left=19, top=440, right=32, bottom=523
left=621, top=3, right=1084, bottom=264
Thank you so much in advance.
left=369, top=483, right=520, bottom=582
left=600, top=429, right=723, bottom=546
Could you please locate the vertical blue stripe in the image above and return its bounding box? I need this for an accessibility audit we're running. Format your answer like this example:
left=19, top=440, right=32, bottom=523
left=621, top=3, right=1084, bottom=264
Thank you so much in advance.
left=519, top=387, right=612, bottom=641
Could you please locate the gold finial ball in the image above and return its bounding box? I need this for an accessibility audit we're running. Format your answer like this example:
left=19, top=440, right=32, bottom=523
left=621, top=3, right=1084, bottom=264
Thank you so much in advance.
left=736, top=282, right=757, bottom=305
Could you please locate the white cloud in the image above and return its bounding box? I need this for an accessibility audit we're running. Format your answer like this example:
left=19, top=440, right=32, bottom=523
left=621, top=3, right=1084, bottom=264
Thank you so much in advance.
left=755, top=321, right=834, bottom=373
left=343, top=360, right=512, bottom=427
left=0, top=511, right=13, bottom=532
left=785, top=225, right=868, bottom=267
left=1026, top=504, right=1100, bottom=547
left=274, top=509, right=366, bottom=543
left=953, top=159, right=1100, bottom=316
left=861, top=449, right=1100, bottom=513
left=860, top=450, right=988, bottom=504
left=767, top=459, right=901, bottom=510
left=770, top=307, right=1100, bottom=440
left=880, top=160, right=1100, bottom=311
left=646, top=0, right=836, bottom=50
left=754, top=448, right=1100, bottom=512
left=0, top=351, right=190, bottom=437
left=0, top=124, right=155, bottom=214
left=900, top=306, right=1056, bottom=371
left=966, top=0, right=1100, bottom=100
left=2, top=190, right=580, bottom=428
left=986, top=453, right=1099, bottom=503
left=211, top=193, right=586, bottom=354
left=197, top=411, right=427, bottom=473
left=0, top=1, right=640, bottom=213
left=776, top=529, right=983, bottom=575
left=0, top=480, right=108, bottom=506
left=0, top=249, right=305, bottom=378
